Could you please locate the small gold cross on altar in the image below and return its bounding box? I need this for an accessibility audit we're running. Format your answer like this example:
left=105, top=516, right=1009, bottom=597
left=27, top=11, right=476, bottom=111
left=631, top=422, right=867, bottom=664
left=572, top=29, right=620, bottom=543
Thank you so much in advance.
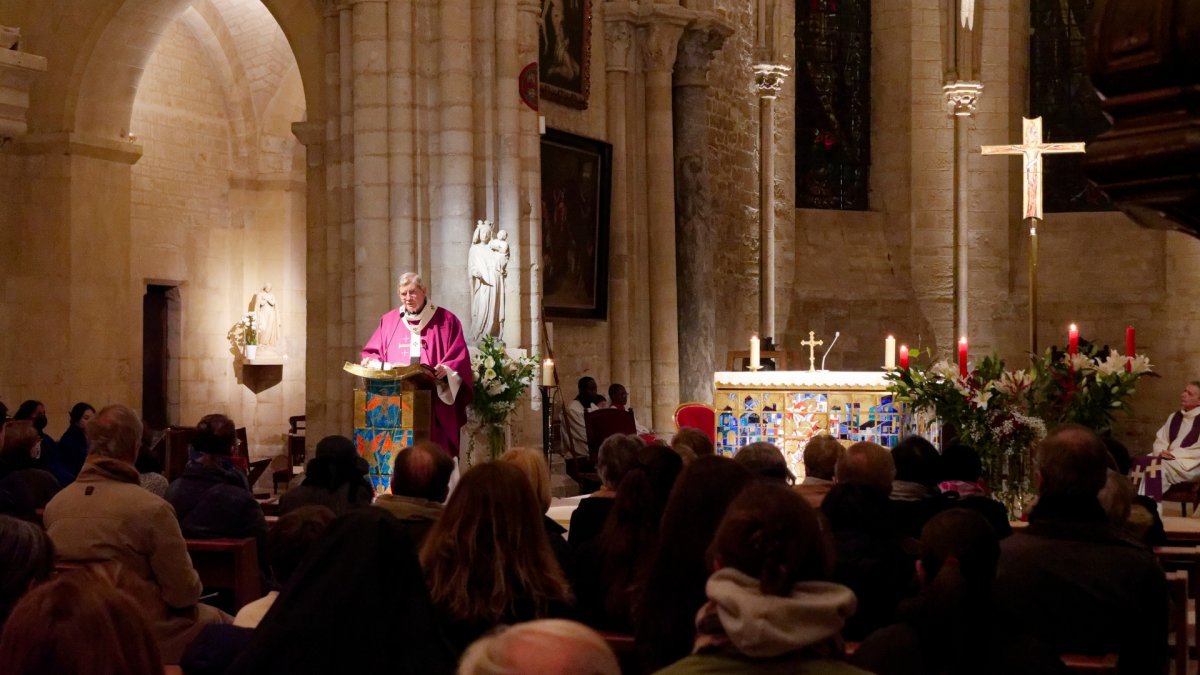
left=980, top=116, right=1085, bottom=221
left=801, top=331, right=824, bottom=372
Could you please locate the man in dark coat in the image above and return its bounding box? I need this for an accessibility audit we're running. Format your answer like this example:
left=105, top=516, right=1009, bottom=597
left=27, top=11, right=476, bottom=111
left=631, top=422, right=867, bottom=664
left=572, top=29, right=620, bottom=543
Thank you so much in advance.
left=995, top=425, right=1167, bottom=675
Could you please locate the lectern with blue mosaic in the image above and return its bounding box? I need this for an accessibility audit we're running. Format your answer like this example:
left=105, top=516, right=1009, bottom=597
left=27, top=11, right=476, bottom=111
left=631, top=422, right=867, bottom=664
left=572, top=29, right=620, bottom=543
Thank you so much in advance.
left=343, top=362, right=435, bottom=493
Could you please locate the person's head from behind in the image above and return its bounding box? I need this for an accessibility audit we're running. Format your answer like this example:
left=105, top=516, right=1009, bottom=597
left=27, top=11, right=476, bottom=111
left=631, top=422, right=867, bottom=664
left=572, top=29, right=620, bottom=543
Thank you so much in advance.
left=671, top=426, right=714, bottom=462
left=835, top=441, right=895, bottom=494
left=708, top=483, right=833, bottom=594
left=1035, top=424, right=1109, bottom=499
left=499, top=447, right=553, bottom=513
left=608, top=383, right=629, bottom=408
left=458, top=619, right=620, bottom=675
left=941, top=442, right=982, bottom=483
left=391, top=441, right=455, bottom=503
left=892, top=435, right=940, bottom=489
left=1098, top=469, right=1134, bottom=528
left=802, top=434, right=843, bottom=481
left=420, top=462, right=570, bottom=622
left=192, top=413, right=236, bottom=458
left=85, top=405, right=143, bottom=466
left=69, top=403, right=96, bottom=430
left=576, top=376, right=599, bottom=404
left=735, top=442, right=794, bottom=484
left=597, top=433, right=642, bottom=491
left=918, top=508, right=1000, bottom=602
left=268, top=505, right=336, bottom=589
left=14, top=400, right=47, bottom=432
left=0, top=515, right=54, bottom=629
left=0, top=570, right=162, bottom=675
left=1101, top=435, right=1133, bottom=476
left=2, top=421, right=42, bottom=463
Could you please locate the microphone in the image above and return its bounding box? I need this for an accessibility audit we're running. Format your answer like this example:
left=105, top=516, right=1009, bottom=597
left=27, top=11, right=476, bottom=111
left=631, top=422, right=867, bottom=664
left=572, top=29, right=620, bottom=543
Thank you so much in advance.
left=377, top=314, right=389, bottom=369
left=820, top=331, right=841, bottom=371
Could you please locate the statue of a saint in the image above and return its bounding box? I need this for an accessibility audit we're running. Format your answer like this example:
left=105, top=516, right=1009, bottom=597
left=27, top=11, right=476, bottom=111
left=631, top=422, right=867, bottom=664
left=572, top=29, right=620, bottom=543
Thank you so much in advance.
left=253, top=283, right=281, bottom=350
left=467, top=220, right=509, bottom=343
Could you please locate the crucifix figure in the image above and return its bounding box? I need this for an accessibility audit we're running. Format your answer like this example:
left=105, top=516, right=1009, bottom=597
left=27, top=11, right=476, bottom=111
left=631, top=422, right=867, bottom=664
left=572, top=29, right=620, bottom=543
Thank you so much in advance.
left=980, top=116, right=1085, bottom=353
left=801, top=331, right=824, bottom=372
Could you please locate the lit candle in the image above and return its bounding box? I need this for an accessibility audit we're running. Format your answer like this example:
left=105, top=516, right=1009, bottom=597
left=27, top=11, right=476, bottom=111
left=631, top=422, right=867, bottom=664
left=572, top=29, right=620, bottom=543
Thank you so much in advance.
left=750, top=334, right=761, bottom=370
left=958, top=337, right=968, bottom=378
left=899, top=344, right=909, bottom=370
left=1126, top=325, right=1136, bottom=373
left=884, top=335, right=896, bottom=370
left=541, top=358, right=555, bottom=387
left=1068, top=323, right=1079, bottom=355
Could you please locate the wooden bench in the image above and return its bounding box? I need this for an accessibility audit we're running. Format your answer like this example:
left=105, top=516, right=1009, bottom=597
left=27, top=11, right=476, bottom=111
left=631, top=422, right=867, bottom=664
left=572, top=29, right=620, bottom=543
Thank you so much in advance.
left=1156, top=546, right=1200, bottom=669
left=1060, top=653, right=1119, bottom=673
left=1163, top=480, right=1200, bottom=517
left=186, top=537, right=261, bottom=612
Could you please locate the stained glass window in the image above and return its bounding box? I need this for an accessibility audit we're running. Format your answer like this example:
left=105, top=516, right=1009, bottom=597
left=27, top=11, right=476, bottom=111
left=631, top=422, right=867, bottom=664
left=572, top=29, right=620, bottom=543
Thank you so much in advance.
left=1030, top=0, right=1113, bottom=212
left=795, top=0, right=871, bottom=211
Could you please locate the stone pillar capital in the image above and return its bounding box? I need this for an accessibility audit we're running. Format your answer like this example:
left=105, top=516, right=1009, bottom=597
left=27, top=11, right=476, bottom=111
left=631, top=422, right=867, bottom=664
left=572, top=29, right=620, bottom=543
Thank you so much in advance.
left=753, top=63, right=790, bottom=100
left=942, top=80, right=983, bottom=117
left=674, top=17, right=733, bottom=87
left=637, top=6, right=690, bottom=73
left=318, top=0, right=344, bottom=17
left=605, top=19, right=637, bottom=73
left=292, top=120, right=326, bottom=147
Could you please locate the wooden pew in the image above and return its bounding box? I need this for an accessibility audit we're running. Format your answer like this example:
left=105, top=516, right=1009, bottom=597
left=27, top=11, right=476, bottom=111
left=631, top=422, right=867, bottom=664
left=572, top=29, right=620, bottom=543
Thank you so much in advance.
left=1156, top=546, right=1200, bottom=668
left=1162, top=516, right=1200, bottom=546
left=1060, top=653, right=1119, bottom=673
left=186, top=538, right=261, bottom=612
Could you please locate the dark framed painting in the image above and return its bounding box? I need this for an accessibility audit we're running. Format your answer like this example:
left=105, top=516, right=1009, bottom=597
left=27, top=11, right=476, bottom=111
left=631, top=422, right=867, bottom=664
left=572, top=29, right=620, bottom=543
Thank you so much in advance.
left=538, top=0, right=591, bottom=109
left=541, top=129, right=611, bottom=320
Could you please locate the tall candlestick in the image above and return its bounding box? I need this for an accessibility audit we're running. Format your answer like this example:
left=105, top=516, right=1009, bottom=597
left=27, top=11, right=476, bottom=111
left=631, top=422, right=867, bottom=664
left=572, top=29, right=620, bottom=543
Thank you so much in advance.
left=958, top=337, right=969, bottom=379
left=884, top=335, right=896, bottom=370
left=1126, top=325, right=1136, bottom=373
left=541, top=359, right=555, bottom=387
left=899, top=344, right=909, bottom=370
left=750, top=334, right=761, bottom=371
left=1068, top=323, right=1079, bottom=355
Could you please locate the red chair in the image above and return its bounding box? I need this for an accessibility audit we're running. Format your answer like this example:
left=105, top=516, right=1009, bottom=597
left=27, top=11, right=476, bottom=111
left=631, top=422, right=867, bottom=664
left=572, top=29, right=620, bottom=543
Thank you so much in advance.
left=585, top=408, right=638, bottom=463
left=673, top=402, right=716, bottom=443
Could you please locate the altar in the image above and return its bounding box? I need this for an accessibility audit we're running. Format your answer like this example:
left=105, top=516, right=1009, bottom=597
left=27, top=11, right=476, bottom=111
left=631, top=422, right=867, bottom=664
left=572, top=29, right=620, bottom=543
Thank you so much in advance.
left=713, top=370, right=939, bottom=481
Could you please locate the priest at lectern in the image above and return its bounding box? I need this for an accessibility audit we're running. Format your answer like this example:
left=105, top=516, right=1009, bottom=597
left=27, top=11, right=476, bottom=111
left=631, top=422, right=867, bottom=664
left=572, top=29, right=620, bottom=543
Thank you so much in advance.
left=361, top=272, right=474, bottom=457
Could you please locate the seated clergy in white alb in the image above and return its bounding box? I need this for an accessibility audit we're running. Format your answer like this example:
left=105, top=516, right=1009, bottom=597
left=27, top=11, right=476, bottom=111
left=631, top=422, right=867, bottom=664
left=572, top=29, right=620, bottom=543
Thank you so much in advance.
left=1149, top=381, right=1200, bottom=491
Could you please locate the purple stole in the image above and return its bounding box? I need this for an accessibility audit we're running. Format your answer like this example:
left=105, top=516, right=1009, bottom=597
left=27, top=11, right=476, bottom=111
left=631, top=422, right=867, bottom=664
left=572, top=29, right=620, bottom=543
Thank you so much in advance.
left=1167, top=412, right=1200, bottom=449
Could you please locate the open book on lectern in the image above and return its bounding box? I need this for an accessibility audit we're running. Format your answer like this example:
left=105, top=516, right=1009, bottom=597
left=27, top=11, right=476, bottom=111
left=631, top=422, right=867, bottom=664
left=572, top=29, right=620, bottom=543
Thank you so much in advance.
left=342, top=361, right=437, bottom=385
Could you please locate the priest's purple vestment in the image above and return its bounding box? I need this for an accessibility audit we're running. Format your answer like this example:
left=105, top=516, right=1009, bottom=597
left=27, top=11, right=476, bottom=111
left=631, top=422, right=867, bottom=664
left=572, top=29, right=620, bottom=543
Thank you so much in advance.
left=361, top=306, right=474, bottom=457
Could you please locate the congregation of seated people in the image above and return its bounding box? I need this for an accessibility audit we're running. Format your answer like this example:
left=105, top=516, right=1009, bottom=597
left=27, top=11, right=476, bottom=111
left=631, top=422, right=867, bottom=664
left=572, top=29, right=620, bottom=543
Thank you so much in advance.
left=0, top=395, right=1177, bottom=675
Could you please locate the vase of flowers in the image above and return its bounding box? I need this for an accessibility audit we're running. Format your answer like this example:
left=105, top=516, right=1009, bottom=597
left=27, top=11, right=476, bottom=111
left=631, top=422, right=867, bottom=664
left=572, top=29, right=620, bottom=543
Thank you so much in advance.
left=887, top=341, right=1154, bottom=514
left=468, top=335, right=538, bottom=463
left=242, top=314, right=258, bottom=359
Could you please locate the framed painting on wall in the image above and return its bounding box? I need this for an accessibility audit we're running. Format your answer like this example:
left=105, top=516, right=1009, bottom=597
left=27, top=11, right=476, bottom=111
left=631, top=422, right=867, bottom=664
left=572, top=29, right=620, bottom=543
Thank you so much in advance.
left=538, top=0, right=591, bottom=109
left=540, top=129, right=611, bottom=320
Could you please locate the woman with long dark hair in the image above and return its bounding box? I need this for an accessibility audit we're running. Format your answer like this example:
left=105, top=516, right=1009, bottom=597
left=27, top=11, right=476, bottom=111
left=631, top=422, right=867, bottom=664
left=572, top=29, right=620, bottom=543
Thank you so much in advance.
left=635, top=455, right=753, bottom=672
left=0, top=421, right=60, bottom=515
left=420, top=462, right=573, bottom=653
left=57, top=402, right=95, bottom=480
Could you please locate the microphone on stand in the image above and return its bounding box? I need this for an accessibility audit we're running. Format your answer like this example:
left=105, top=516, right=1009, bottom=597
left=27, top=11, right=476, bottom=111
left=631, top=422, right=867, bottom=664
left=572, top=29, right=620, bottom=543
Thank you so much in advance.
left=820, top=332, right=841, bottom=371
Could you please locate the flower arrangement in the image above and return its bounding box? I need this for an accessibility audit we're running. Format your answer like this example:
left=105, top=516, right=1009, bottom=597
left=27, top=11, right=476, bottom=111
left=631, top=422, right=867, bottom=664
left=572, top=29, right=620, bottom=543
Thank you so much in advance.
left=226, top=313, right=258, bottom=349
left=469, top=335, right=538, bottom=460
left=887, top=340, right=1154, bottom=512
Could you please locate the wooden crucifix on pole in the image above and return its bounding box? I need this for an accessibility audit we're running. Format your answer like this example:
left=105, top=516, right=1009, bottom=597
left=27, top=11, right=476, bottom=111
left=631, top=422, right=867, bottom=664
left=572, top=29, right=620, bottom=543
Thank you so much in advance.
left=980, top=116, right=1085, bottom=354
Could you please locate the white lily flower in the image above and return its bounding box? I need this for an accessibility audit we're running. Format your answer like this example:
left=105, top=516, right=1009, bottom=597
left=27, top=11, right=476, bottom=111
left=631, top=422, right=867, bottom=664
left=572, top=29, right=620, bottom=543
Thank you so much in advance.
left=1129, top=354, right=1153, bottom=375
left=484, top=356, right=496, bottom=369
left=1064, top=353, right=1094, bottom=373
left=971, top=389, right=993, bottom=409
left=1094, top=350, right=1126, bottom=378
left=484, top=368, right=497, bottom=381
left=995, top=369, right=1034, bottom=396
left=929, top=360, right=958, bottom=380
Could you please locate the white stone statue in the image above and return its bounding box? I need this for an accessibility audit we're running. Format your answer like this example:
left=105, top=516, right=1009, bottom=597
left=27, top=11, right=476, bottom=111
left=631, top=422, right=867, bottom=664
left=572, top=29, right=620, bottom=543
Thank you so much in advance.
left=467, top=220, right=510, bottom=343
left=253, top=283, right=281, bottom=350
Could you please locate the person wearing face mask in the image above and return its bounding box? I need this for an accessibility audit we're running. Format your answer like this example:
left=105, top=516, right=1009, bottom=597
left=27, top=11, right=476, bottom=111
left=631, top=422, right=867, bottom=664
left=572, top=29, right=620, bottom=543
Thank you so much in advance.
left=13, top=400, right=70, bottom=486
left=361, top=272, right=474, bottom=458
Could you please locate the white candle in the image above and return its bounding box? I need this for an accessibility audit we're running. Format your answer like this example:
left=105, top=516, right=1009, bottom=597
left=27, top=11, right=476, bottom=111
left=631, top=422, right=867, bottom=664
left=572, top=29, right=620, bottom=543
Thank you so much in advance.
left=884, top=335, right=896, bottom=370
left=750, top=334, right=761, bottom=370
left=541, top=358, right=555, bottom=387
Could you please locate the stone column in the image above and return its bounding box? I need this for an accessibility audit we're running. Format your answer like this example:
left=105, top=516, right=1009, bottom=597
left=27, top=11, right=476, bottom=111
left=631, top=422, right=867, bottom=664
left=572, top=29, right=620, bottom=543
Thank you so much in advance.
left=674, top=20, right=731, bottom=404
left=496, top=0, right=523, bottom=346
left=294, top=116, right=331, bottom=449
left=350, top=0, right=391, bottom=344
left=387, top=0, right=417, bottom=279
left=944, top=82, right=982, bottom=339
left=754, top=63, right=788, bottom=342
left=639, top=9, right=687, bottom=429
left=605, top=10, right=637, bottom=390
left=518, top=0, right=542, bottom=360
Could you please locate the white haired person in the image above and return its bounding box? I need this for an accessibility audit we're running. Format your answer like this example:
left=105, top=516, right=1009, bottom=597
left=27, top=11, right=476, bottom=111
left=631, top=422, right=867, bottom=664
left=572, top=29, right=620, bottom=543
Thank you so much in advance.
left=361, top=272, right=474, bottom=458
left=459, top=619, right=620, bottom=675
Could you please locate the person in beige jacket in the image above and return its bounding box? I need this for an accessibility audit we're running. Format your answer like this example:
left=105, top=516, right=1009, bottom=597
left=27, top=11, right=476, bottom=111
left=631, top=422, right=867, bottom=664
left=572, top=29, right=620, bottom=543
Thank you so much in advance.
left=43, top=404, right=227, bottom=663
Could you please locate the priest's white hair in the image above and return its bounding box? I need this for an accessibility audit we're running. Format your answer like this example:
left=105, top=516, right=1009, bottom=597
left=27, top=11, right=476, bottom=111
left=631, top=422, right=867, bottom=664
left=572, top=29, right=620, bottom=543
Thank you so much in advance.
left=458, top=619, right=620, bottom=675
left=396, top=272, right=427, bottom=294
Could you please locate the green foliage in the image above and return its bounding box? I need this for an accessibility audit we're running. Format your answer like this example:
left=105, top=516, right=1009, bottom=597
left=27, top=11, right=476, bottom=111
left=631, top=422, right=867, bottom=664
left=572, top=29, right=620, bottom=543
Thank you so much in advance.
left=469, top=335, right=538, bottom=426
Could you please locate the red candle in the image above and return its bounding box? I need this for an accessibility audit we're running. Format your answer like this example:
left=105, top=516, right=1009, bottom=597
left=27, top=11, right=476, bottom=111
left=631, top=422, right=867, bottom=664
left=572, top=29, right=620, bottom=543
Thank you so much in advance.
left=1068, top=324, right=1079, bottom=355
left=1126, top=325, right=1136, bottom=372
left=958, top=337, right=968, bottom=378
left=899, top=345, right=909, bottom=370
